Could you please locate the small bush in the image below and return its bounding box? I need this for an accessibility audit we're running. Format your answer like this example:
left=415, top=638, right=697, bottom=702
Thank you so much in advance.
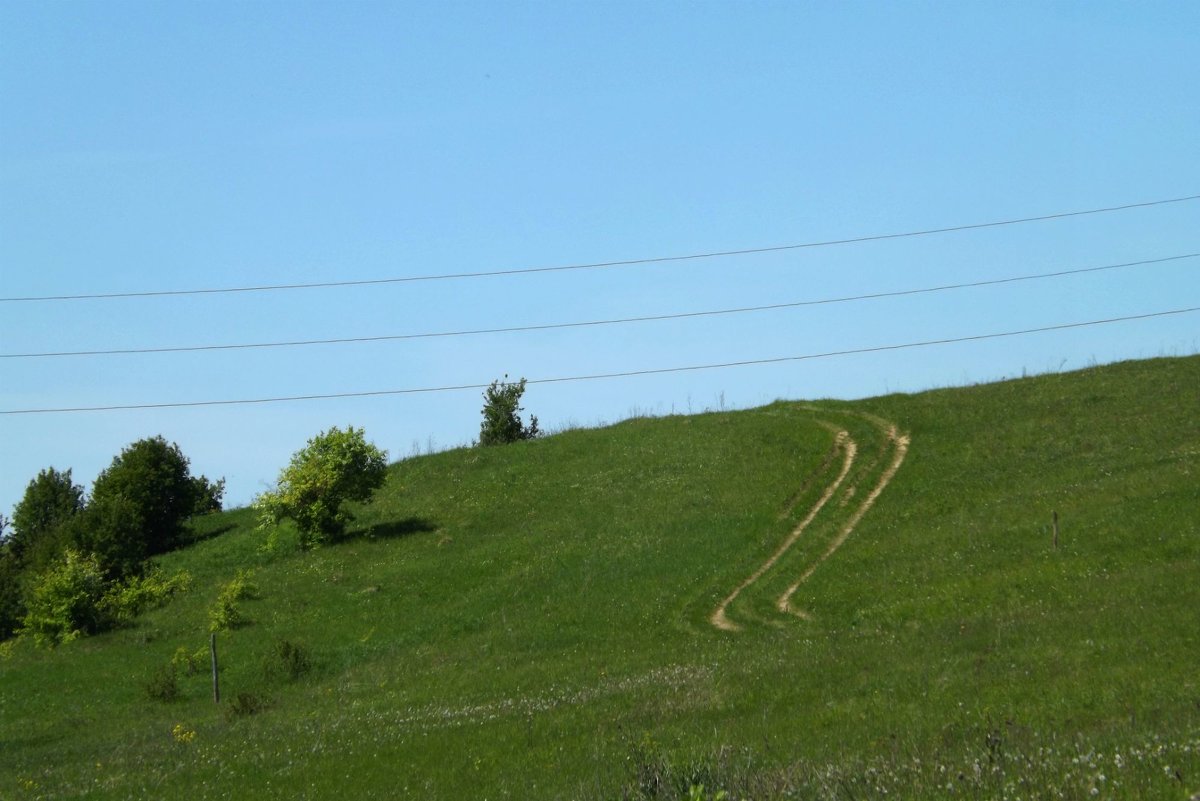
left=208, top=570, right=257, bottom=633
left=225, top=691, right=267, bottom=720
left=20, top=550, right=111, bottom=647
left=102, top=568, right=192, bottom=625
left=262, top=638, right=311, bottom=682
left=208, top=596, right=240, bottom=632
left=145, top=663, right=180, bottom=702
left=171, top=645, right=208, bottom=676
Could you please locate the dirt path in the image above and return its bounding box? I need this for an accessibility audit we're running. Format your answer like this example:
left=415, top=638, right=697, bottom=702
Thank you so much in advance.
left=709, top=411, right=910, bottom=632
left=777, top=424, right=910, bottom=618
left=710, top=424, right=856, bottom=632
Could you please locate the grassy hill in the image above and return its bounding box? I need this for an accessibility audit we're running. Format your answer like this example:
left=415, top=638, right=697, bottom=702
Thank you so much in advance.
left=2, top=356, right=1197, bottom=800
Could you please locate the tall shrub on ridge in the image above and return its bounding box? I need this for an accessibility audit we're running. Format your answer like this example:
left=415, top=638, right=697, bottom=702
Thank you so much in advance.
left=478, top=376, right=540, bottom=446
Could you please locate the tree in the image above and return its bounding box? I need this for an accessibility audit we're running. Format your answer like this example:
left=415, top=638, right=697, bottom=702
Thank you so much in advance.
left=10, top=467, right=84, bottom=569
left=61, top=494, right=147, bottom=580
left=478, top=376, right=540, bottom=446
left=89, top=436, right=209, bottom=560
left=190, top=475, right=226, bottom=516
left=255, top=426, right=388, bottom=549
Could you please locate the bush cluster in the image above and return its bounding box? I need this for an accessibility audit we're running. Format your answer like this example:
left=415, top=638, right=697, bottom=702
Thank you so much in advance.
left=102, top=568, right=193, bottom=625
left=2, top=437, right=220, bottom=645
left=17, top=551, right=192, bottom=648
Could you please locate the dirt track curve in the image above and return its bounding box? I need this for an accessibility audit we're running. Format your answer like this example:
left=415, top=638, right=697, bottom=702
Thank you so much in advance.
left=710, top=412, right=909, bottom=631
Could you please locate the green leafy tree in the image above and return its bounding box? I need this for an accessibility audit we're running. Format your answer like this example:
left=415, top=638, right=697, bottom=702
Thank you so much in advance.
left=89, top=436, right=210, bottom=560
left=190, top=475, right=226, bottom=516
left=255, top=426, right=388, bottom=549
left=10, top=468, right=84, bottom=569
left=478, top=376, right=540, bottom=446
left=61, top=494, right=148, bottom=580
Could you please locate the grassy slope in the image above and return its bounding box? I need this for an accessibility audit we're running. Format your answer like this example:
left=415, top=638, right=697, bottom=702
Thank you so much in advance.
left=1, top=356, right=1197, bottom=799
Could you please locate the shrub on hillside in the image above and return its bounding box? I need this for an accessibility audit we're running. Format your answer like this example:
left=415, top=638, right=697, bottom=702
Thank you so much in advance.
left=172, top=644, right=208, bottom=676
left=225, top=691, right=267, bottom=720
left=145, top=663, right=180, bottom=702
left=19, top=550, right=111, bottom=647
left=262, top=638, right=312, bottom=682
left=255, top=426, right=388, bottom=549
left=208, top=570, right=258, bottom=632
left=101, top=568, right=192, bottom=625
left=478, top=376, right=540, bottom=446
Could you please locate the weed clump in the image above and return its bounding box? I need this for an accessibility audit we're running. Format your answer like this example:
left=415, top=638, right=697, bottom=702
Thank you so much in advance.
left=225, top=691, right=267, bottom=720
left=171, top=645, right=208, bottom=676
left=262, top=638, right=311, bottom=682
left=144, top=663, right=180, bottom=703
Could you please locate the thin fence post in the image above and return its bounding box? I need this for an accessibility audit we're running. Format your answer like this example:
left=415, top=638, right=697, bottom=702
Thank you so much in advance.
left=1052, top=511, right=1060, bottom=551
left=210, top=632, right=220, bottom=704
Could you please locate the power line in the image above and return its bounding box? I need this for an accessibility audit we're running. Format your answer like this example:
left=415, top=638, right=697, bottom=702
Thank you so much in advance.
left=3, top=306, right=1195, bottom=415
left=3, top=193, right=1197, bottom=303
left=4, top=252, right=1195, bottom=359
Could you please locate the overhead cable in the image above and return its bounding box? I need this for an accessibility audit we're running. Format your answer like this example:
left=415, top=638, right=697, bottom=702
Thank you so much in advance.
left=2, top=306, right=1195, bottom=415
left=2, top=193, right=1197, bottom=303
left=4, top=252, right=1195, bottom=359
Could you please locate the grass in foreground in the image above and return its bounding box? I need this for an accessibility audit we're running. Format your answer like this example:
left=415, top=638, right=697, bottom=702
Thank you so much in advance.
left=1, top=356, right=1197, bottom=799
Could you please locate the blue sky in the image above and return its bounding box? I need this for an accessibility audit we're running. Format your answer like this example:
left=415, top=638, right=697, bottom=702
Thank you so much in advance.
left=2, top=1, right=1197, bottom=513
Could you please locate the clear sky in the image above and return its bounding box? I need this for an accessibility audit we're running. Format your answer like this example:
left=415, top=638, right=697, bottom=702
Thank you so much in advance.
left=2, top=1, right=1197, bottom=514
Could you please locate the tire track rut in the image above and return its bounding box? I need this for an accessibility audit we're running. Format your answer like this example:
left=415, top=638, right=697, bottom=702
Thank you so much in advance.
left=778, top=424, right=909, bottom=619
left=711, top=423, right=856, bottom=632
left=710, top=412, right=909, bottom=631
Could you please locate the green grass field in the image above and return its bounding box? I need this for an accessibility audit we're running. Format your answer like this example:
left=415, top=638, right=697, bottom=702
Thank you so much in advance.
left=2, top=356, right=1198, bottom=800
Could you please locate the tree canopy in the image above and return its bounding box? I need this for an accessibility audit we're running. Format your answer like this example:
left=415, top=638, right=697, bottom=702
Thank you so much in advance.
left=10, top=467, right=84, bottom=570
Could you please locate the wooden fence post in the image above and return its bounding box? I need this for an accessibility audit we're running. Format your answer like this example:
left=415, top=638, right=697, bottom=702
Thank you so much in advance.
left=1052, top=511, right=1059, bottom=551
left=210, top=632, right=220, bottom=704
